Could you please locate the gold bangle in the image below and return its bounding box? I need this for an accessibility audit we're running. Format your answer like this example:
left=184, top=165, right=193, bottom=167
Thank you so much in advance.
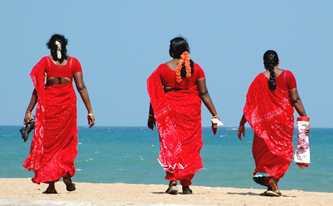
left=149, top=114, right=154, bottom=117
left=26, top=110, right=31, bottom=113
left=212, top=114, right=219, bottom=119
left=87, top=113, right=94, bottom=116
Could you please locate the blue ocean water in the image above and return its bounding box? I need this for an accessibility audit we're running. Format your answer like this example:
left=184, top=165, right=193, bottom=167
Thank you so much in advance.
left=0, top=126, right=332, bottom=192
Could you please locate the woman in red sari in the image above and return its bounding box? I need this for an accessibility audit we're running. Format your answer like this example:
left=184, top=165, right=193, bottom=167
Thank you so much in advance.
left=237, top=50, right=309, bottom=196
left=23, top=34, right=95, bottom=194
left=147, top=37, right=222, bottom=194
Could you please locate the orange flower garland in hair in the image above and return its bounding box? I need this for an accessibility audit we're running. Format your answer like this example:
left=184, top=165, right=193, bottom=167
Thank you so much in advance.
left=175, top=51, right=191, bottom=83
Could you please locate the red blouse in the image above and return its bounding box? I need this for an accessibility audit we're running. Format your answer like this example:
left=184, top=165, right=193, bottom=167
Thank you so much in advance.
left=274, top=70, right=297, bottom=91
left=43, top=56, right=82, bottom=80
left=156, top=63, right=205, bottom=90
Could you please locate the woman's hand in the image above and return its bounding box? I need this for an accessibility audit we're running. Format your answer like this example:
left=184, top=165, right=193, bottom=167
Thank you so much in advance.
left=148, top=116, right=156, bottom=130
left=87, top=114, right=95, bottom=128
left=238, top=125, right=245, bottom=141
left=306, top=124, right=310, bottom=136
left=211, top=123, right=218, bottom=135
left=211, top=116, right=220, bottom=135
left=24, top=111, right=32, bottom=124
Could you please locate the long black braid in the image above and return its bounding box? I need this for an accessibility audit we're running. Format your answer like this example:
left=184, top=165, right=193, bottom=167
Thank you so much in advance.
left=263, top=50, right=279, bottom=90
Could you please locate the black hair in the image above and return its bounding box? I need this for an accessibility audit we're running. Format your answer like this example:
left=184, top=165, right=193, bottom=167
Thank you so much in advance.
left=46, top=34, right=68, bottom=63
left=170, top=37, right=194, bottom=78
left=263, top=50, right=279, bottom=90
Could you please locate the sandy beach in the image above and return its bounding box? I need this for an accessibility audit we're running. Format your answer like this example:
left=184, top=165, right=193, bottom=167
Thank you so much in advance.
left=0, top=178, right=332, bottom=206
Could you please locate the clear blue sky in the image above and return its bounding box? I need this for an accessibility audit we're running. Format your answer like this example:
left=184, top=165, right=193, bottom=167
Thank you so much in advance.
left=1, top=1, right=332, bottom=127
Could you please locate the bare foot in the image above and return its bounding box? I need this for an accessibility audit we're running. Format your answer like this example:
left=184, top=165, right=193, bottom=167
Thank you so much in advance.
left=165, top=181, right=178, bottom=194
left=43, top=182, right=57, bottom=194
left=182, top=186, right=192, bottom=194
left=268, top=178, right=281, bottom=195
left=63, top=177, right=76, bottom=191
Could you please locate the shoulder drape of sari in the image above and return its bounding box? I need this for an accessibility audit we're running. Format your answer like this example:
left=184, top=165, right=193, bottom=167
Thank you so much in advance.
left=147, top=70, right=203, bottom=177
left=244, top=73, right=294, bottom=161
left=23, top=57, right=46, bottom=172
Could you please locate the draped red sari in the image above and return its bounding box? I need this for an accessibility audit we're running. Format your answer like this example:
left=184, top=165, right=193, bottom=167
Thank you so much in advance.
left=244, top=73, right=294, bottom=181
left=147, top=70, right=203, bottom=180
left=23, top=58, right=78, bottom=184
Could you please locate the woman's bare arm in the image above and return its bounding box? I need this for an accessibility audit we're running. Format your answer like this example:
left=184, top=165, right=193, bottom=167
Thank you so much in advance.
left=289, top=88, right=310, bottom=134
left=237, top=114, right=247, bottom=141
left=197, top=78, right=218, bottom=117
left=73, top=72, right=95, bottom=128
left=289, top=88, right=307, bottom=117
left=147, top=103, right=156, bottom=130
left=197, top=77, right=220, bottom=134
left=24, top=89, right=38, bottom=123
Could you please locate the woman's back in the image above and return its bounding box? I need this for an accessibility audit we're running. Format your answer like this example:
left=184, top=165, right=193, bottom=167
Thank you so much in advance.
left=157, top=63, right=205, bottom=90
left=44, top=56, right=82, bottom=86
left=263, top=69, right=296, bottom=92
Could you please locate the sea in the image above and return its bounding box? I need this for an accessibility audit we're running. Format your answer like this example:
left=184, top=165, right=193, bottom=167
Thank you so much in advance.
left=0, top=126, right=332, bottom=193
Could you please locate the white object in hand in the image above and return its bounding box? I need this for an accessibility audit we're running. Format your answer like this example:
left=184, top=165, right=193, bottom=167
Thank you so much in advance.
left=211, top=118, right=223, bottom=126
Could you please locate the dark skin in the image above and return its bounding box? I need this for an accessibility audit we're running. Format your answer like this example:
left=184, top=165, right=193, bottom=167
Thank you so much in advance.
left=24, top=55, right=95, bottom=193
left=147, top=50, right=220, bottom=192
left=237, top=61, right=310, bottom=194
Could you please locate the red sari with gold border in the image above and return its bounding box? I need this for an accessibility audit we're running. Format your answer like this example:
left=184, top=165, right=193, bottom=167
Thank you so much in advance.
left=244, top=73, right=294, bottom=181
left=23, top=58, right=78, bottom=184
left=147, top=70, right=203, bottom=180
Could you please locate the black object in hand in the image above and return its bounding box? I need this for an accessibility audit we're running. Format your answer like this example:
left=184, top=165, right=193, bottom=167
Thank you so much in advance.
left=20, top=117, right=35, bottom=142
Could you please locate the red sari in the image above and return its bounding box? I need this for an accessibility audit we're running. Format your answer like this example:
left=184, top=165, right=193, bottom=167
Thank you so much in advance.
left=244, top=73, right=294, bottom=181
left=23, top=58, right=78, bottom=184
left=147, top=69, right=203, bottom=181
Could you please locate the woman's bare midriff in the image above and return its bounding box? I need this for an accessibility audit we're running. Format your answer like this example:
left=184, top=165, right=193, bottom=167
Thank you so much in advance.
left=164, top=86, right=183, bottom=93
left=46, top=77, right=71, bottom=86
